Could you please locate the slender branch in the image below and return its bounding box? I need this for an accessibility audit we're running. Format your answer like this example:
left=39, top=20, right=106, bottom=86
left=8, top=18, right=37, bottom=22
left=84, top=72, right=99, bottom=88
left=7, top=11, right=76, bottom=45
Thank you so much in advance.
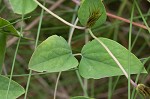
left=54, top=72, right=62, bottom=99
left=53, top=5, right=87, bottom=99
left=75, top=70, right=88, bottom=96
left=33, top=0, right=85, bottom=30
left=0, top=33, right=6, bottom=74
left=68, top=18, right=79, bottom=45
left=128, top=1, right=135, bottom=98
left=67, top=9, right=88, bottom=95
left=24, top=1, right=45, bottom=98
left=6, top=3, right=25, bottom=98
left=84, top=29, right=89, bottom=95
left=135, top=1, right=150, bottom=33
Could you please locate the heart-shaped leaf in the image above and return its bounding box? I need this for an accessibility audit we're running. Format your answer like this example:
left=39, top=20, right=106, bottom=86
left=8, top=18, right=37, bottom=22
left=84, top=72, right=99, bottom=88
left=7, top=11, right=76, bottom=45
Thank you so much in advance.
left=78, top=0, right=107, bottom=28
left=79, top=37, right=147, bottom=79
left=9, top=0, right=37, bottom=14
left=0, top=75, right=25, bottom=99
left=70, top=96, right=95, bottom=99
left=29, top=35, right=78, bottom=72
left=0, top=17, right=21, bottom=37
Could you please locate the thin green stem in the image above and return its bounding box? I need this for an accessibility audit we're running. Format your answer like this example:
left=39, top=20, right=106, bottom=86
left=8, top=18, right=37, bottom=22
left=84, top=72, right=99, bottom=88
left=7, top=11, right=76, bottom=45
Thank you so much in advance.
left=5, top=67, right=77, bottom=77
left=135, top=42, right=146, bottom=56
left=113, top=0, right=127, bottom=40
left=6, top=1, right=25, bottom=98
left=131, top=28, right=142, bottom=50
left=75, top=70, right=88, bottom=96
left=6, top=37, right=22, bottom=99
left=69, top=5, right=79, bottom=34
left=24, top=1, right=45, bottom=98
left=112, top=76, right=120, bottom=92
left=91, top=79, right=95, bottom=97
left=88, top=29, right=137, bottom=88
left=131, top=10, right=150, bottom=99
left=108, top=77, right=113, bottom=99
left=130, top=9, right=150, bottom=51
left=0, top=33, right=6, bottom=74
left=68, top=11, right=88, bottom=97
left=53, top=5, right=88, bottom=98
left=24, top=70, right=32, bottom=99
left=53, top=72, right=62, bottom=99
left=111, top=1, right=127, bottom=95
left=68, top=18, right=79, bottom=45
left=84, top=26, right=89, bottom=96
left=135, top=1, right=150, bottom=33
left=128, top=1, right=135, bottom=99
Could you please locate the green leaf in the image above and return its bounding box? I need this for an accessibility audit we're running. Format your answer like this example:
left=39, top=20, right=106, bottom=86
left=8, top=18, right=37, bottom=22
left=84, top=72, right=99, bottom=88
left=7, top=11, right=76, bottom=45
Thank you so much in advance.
left=29, top=35, right=78, bottom=72
left=70, top=96, right=95, bottom=99
left=79, top=37, right=147, bottom=79
left=0, top=17, right=21, bottom=37
left=78, top=0, right=107, bottom=28
left=9, top=0, right=37, bottom=14
left=0, top=75, right=25, bottom=99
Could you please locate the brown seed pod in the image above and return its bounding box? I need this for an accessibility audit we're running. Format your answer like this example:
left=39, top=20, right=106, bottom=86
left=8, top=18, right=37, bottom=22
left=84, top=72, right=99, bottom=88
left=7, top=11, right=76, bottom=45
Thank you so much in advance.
left=136, top=84, right=150, bottom=97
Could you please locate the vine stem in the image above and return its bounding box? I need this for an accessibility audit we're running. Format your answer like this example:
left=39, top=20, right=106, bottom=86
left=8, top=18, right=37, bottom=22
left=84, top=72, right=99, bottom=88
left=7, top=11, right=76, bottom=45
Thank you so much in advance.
left=54, top=18, right=88, bottom=99
left=135, top=1, right=150, bottom=33
left=84, top=29, right=89, bottom=96
left=68, top=18, right=79, bottom=44
left=76, top=70, right=88, bottom=96
left=0, top=33, right=6, bottom=73
left=33, top=0, right=85, bottom=30
left=128, top=1, right=135, bottom=98
left=6, top=37, right=22, bottom=99
left=53, top=5, right=85, bottom=98
left=53, top=5, right=88, bottom=98
left=53, top=72, right=62, bottom=99
left=68, top=17, right=88, bottom=97
left=24, top=1, right=45, bottom=98
left=6, top=1, right=25, bottom=98
left=88, top=29, right=137, bottom=88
